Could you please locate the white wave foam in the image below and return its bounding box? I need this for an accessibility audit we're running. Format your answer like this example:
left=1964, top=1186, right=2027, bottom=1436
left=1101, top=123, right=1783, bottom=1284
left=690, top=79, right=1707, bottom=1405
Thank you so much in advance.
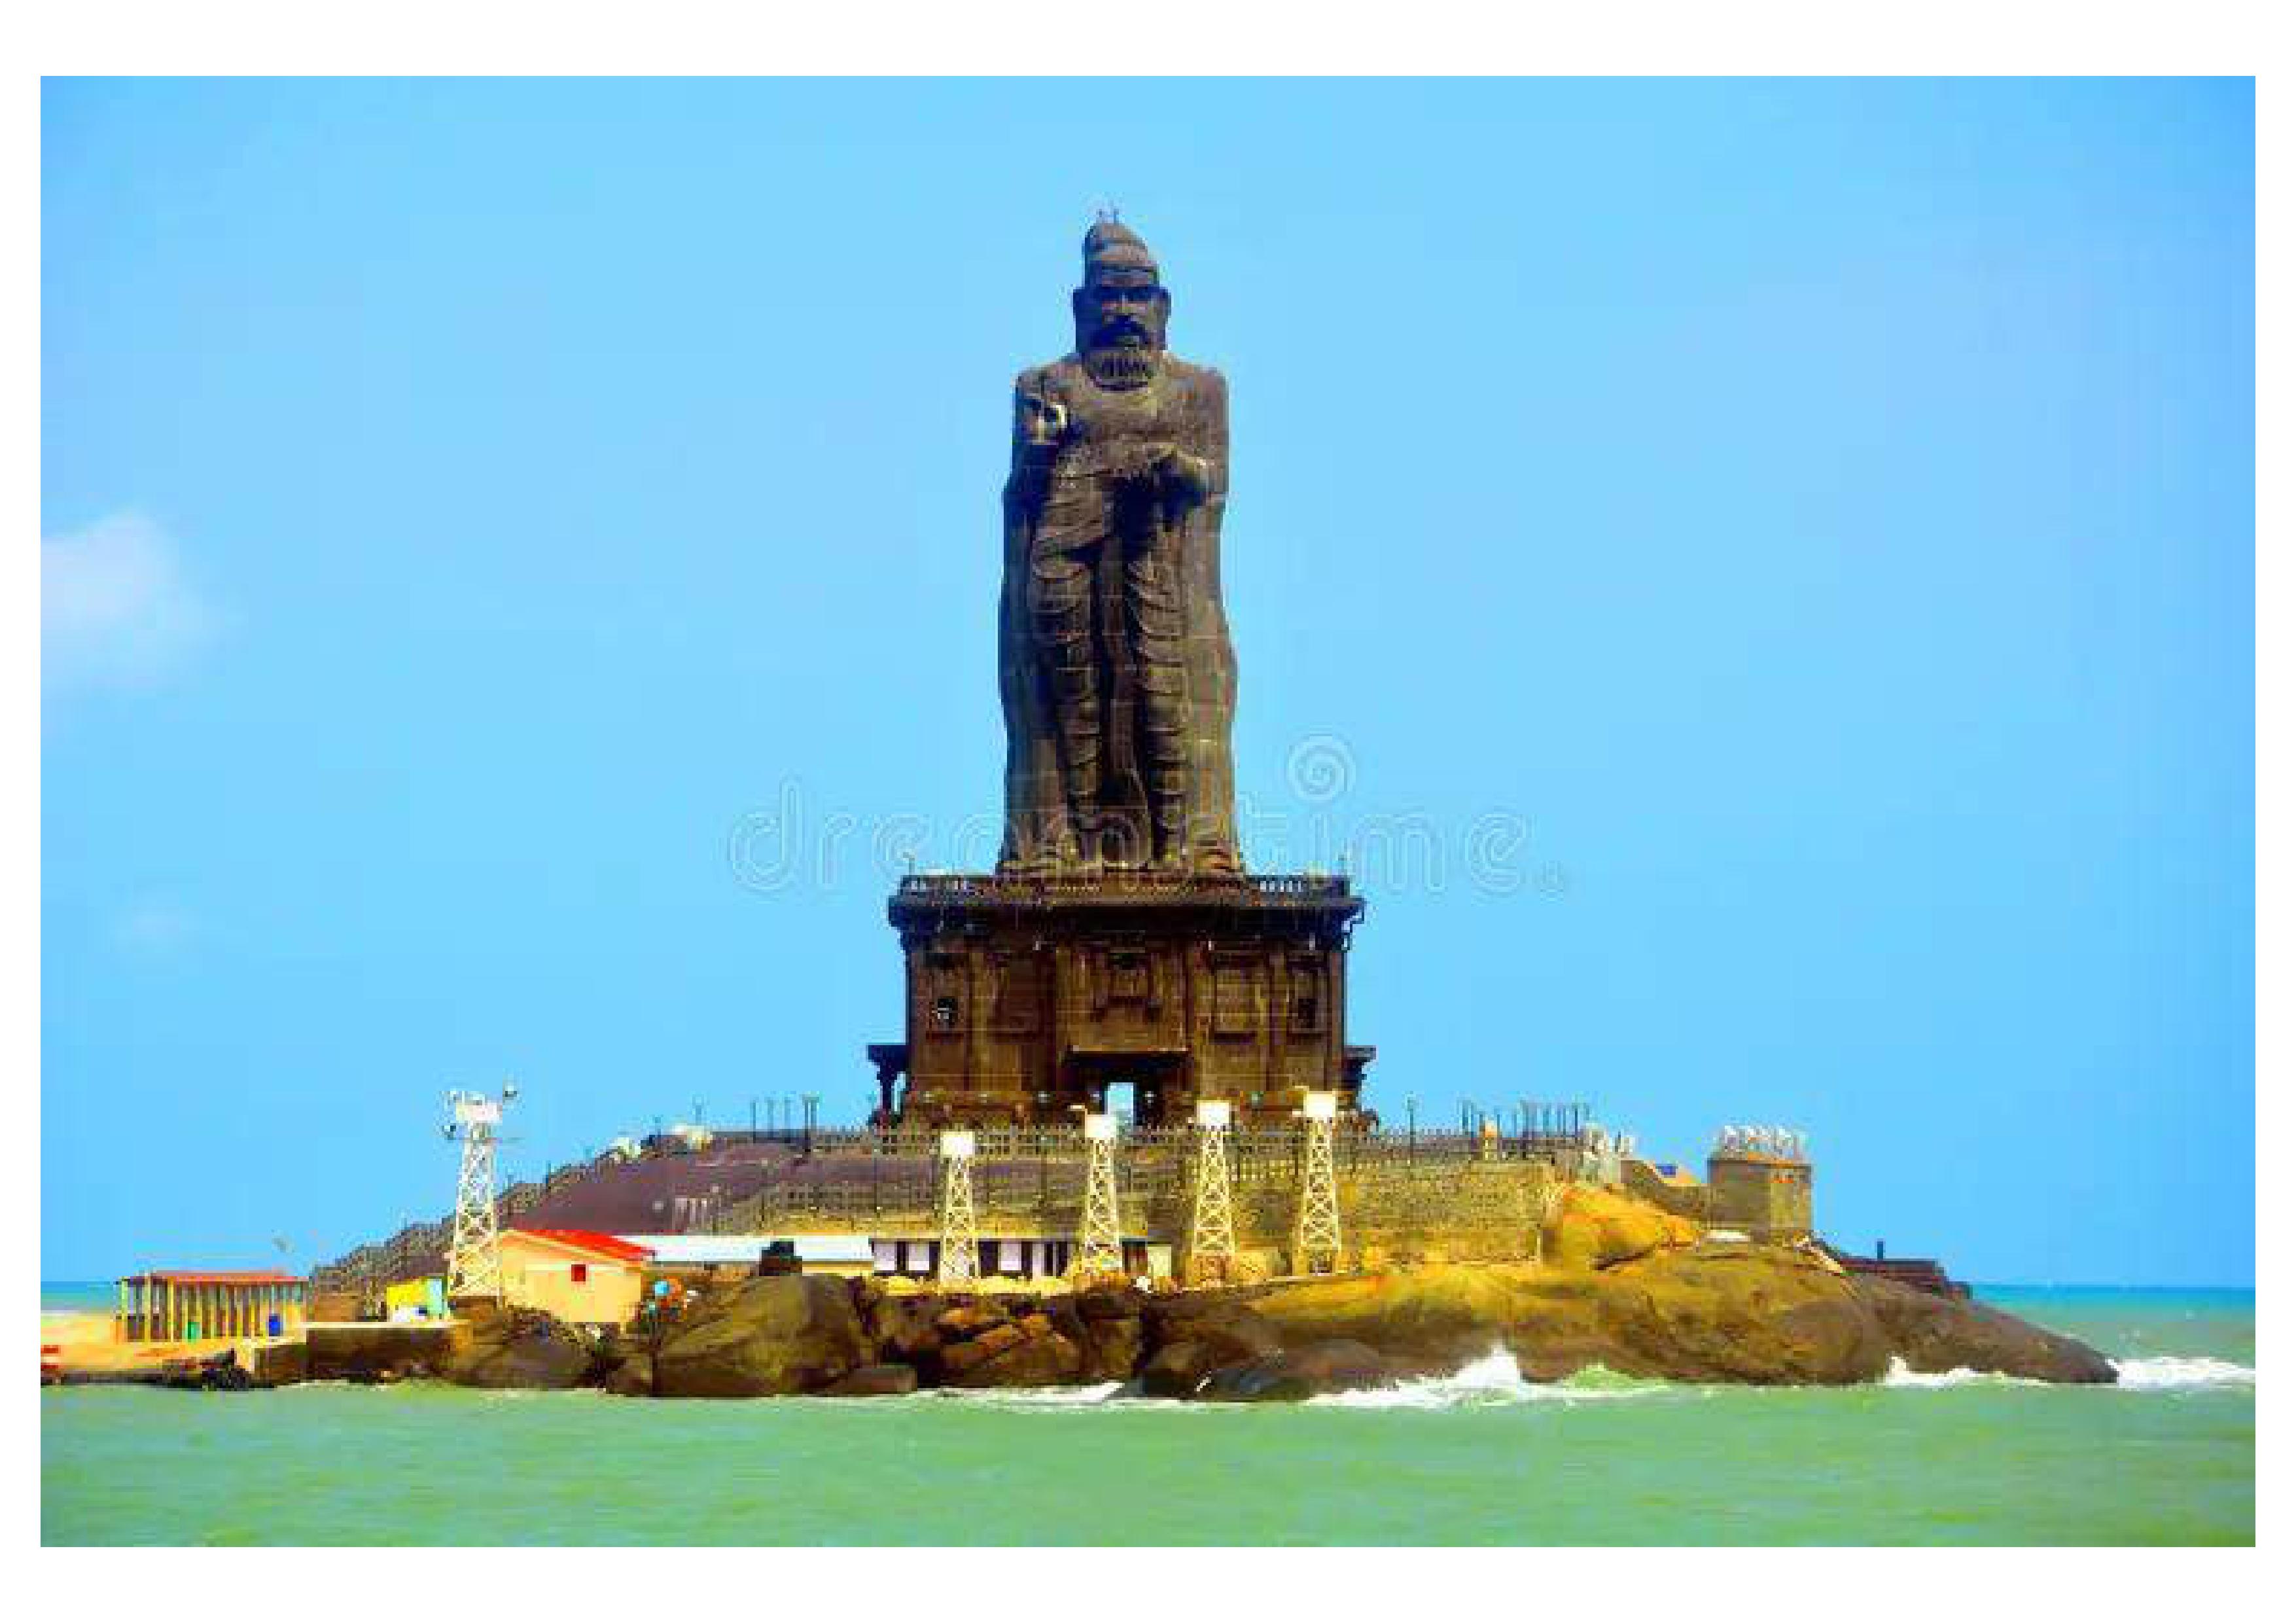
left=1881, top=1358, right=2036, bottom=1389
left=1308, top=1349, right=1666, bottom=1409
left=2109, top=1355, right=2254, bottom=1391
left=1882, top=1355, right=2255, bottom=1391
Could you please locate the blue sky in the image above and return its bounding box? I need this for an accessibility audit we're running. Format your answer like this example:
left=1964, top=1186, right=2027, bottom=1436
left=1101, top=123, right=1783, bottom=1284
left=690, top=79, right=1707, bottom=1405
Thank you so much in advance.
left=42, top=79, right=2252, bottom=1285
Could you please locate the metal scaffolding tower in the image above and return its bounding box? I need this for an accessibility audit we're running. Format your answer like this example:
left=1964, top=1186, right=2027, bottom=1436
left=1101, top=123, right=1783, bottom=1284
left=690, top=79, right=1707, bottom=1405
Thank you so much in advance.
left=445, top=1084, right=515, bottom=1302
left=1075, top=1112, right=1123, bottom=1280
left=1187, top=1099, right=1238, bottom=1284
left=936, top=1130, right=980, bottom=1287
left=1293, top=1090, right=1343, bottom=1275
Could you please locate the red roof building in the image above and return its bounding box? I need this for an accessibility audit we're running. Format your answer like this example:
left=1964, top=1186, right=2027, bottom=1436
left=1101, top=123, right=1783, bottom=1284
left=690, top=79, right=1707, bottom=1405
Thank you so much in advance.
left=507, top=1228, right=653, bottom=1264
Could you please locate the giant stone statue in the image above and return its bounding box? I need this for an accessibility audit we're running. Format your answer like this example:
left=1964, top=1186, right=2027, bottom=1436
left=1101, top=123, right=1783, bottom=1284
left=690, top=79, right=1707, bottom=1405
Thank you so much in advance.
left=872, top=216, right=1370, bottom=1131
left=998, top=217, right=1241, bottom=876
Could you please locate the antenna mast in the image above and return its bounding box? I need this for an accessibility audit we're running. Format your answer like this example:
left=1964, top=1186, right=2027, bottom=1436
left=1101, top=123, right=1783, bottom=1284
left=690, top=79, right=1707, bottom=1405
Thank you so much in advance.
left=1075, top=1112, right=1123, bottom=1281
left=445, top=1084, right=516, bottom=1302
left=1293, top=1090, right=1343, bottom=1275
left=936, top=1130, right=980, bottom=1287
left=1186, top=1099, right=1238, bottom=1285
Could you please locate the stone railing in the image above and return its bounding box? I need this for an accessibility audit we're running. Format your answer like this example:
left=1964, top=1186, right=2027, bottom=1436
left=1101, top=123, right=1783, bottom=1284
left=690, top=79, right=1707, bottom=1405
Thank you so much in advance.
left=892, top=872, right=1355, bottom=904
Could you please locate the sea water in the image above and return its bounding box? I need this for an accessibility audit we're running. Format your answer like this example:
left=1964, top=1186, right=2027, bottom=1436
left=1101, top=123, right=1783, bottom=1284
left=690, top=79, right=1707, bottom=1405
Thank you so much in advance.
left=39, top=1284, right=2253, bottom=1546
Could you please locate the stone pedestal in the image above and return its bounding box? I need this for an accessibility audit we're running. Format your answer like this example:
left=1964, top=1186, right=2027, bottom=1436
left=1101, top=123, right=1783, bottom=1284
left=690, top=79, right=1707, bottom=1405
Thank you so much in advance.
left=868, top=874, right=1372, bottom=1129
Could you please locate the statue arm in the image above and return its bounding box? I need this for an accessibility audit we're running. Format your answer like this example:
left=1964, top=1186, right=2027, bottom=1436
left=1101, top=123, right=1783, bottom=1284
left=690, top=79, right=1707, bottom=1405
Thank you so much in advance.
left=1155, top=369, right=1227, bottom=507
left=1006, top=367, right=1067, bottom=505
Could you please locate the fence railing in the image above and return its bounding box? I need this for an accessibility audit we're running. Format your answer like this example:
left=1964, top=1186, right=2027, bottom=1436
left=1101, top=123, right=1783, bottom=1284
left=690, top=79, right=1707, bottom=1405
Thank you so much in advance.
left=313, top=1110, right=1597, bottom=1287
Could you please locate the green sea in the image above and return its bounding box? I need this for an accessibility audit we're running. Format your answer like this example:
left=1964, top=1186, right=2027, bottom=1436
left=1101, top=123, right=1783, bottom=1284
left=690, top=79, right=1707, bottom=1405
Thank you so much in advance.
left=41, top=1284, right=2253, bottom=1546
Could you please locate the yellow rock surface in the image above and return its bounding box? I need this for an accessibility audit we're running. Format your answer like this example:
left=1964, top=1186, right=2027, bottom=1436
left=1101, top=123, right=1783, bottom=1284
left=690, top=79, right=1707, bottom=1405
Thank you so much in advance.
left=1542, top=1184, right=1700, bottom=1271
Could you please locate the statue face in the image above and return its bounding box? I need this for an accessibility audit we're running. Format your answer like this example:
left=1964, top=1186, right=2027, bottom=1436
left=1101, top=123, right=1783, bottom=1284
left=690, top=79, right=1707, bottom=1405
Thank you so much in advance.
left=1073, top=272, right=1170, bottom=385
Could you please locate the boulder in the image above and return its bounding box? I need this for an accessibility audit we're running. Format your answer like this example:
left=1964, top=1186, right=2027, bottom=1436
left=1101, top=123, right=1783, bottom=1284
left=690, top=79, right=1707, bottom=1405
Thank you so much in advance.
left=1136, top=1303, right=1284, bottom=1397
left=1591, top=1249, right=1892, bottom=1384
left=1856, top=1276, right=2117, bottom=1383
left=823, top=1363, right=921, bottom=1397
left=1542, top=1184, right=1700, bottom=1272
left=1074, top=1285, right=1145, bottom=1321
left=1198, top=1340, right=1396, bottom=1402
left=652, top=1275, right=871, bottom=1398
left=603, top=1353, right=654, bottom=1398
left=940, top=1322, right=1027, bottom=1374
left=157, top=1348, right=255, bottom=1391
left=1078, top=1314, right=1144, bottom=1383
left=1243, top=1269, right=1513, bottom=1376
left=945, top=1330, right=1087, bottom=1389
left=934, top=1302, right=1008, bottom=1337
left=867, top=1294, right=948, bottom=1363
left=1239, top=1251, right=2115, bottom=1389
left=442, top=1308, right=600, bottom=1390
left=1244, top=1252, right=1888, bottom=1385
left=1142, top=1293, right=1284, bottom=1361
left=1137, top=1340, right=1225, bottom=1398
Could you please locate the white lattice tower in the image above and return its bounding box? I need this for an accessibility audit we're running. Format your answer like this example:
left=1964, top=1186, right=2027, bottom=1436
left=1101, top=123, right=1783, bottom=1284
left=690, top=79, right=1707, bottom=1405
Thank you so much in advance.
left=1187, top=1099, right=1238, bottom=1284
left=1293, top=1091, right=1343, bottom=1275
left=936, top=1131, right=980, bottom=1287
left=445, top=1089, right=508, bottom=1301
left=1073, top=1112, right=1124, bottom=1281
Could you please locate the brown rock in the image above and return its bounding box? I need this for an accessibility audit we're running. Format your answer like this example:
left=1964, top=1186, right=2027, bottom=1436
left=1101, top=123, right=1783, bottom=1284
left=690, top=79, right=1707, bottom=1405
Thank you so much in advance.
left=1198, top=1340, right=1396, bottom=1402
left=1074, top=1285, right=1144, bottom=1321
left=1018, top=1313, right=1053, bottom=1339
left=946, top=1331, right=1087, bottom=1389
left=1237, top=1251, right=2113, bottom=1389
left=940, top=1322, right=1027, bottom=1373
left=935, top=1303, right=1008, bottom=1337
left=1142, top=1294, right=1284, bottom=1362
left=823, top=1363, right=921, bottom=1397
left=1078, top=1314, right=1144, bottom=1383
left=652, top=1275, right=870, bottom=1398
left=1138, top=1340, right=1224, bottom=1397
left=1245, top=1252, right=1887, bottom=1385
left=604, top=1353, right=654, bottom=1397
left=1593, top=1249, right=1892, bottom=1384
left=868, top=1294, right=947, bottom=1363
left=442, top=1308, right=601, bottom=1391
left=1856, top=1276, right=2117, bottom=1383
left=1542, top=1185, right=1700, bottom=1272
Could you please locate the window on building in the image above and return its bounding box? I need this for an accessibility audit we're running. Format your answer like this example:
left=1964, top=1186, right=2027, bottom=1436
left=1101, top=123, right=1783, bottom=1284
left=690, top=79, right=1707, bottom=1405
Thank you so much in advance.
left=571, top=1263, right=588, bottom=1285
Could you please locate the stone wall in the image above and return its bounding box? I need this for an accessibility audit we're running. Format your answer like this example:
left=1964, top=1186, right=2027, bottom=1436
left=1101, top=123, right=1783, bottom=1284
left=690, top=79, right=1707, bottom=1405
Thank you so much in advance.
left=1706, top=1152, right=1813, bottom=1241
left=732, top=1149, right=1561, bottom=1272
left=1623, top=1157, right=1710, bottom=1222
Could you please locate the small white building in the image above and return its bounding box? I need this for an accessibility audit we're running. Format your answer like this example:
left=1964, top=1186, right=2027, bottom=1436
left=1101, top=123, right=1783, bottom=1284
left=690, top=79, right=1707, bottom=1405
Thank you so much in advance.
left=615, top=1234, right=877, bottom=1278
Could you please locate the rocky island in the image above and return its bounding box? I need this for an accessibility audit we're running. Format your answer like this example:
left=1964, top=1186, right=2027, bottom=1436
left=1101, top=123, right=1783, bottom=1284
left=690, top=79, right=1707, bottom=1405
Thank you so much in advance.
left=211, top=219, right=2117, bottom=1410
left=325, top=1186, right=2111, bottom=1401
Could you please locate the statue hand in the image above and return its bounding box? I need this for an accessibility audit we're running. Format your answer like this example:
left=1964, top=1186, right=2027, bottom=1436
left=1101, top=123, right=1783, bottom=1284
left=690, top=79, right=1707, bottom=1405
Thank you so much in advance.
left=1017, top=388, right=1070, bottom=452
left=1150, top=447, right=1211, bottom=503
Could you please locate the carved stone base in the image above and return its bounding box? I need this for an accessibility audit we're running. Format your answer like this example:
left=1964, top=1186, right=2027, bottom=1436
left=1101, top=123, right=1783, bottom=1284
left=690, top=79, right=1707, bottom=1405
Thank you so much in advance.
left=869, top=874, right=1372, bottom=1130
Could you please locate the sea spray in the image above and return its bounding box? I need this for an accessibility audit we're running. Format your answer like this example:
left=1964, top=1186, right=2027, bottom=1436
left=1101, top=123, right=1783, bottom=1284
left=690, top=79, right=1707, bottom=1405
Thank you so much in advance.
left=1882, top=1355, right=2255, bottom=1391
left=1308, top=1349, right=1669, bottom=1409
left=2108, top=1356, right=2255, bottom=1390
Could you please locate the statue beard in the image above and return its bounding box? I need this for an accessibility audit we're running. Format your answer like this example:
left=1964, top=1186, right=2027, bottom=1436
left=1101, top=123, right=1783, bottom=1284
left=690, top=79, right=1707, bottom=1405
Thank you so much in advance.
left=1083, top=345, right=1161, bottom=389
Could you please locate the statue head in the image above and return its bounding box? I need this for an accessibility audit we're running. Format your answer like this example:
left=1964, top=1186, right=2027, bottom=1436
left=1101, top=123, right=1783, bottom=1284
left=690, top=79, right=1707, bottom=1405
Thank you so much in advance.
left=1074, top=217, right=1169, bottom=389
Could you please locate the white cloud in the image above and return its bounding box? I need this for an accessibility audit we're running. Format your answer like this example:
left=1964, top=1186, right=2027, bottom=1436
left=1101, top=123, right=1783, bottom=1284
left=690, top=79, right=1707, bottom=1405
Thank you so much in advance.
left=43, top=512, right=219, bottom=692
